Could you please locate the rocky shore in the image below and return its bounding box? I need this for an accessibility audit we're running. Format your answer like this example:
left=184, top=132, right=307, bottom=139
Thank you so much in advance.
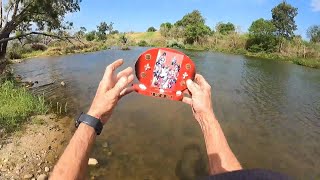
left=0, top=114, right=73, bottom=180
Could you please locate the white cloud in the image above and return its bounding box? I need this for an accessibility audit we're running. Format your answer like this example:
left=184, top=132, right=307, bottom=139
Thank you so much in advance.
left=311, top=0, right=320, bottom=12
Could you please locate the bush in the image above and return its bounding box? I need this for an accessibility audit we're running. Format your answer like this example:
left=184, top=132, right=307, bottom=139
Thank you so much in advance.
left=30, top=43, right=48, bottom=51
left=7, top=43, right=33, bottom=59
left=166, top=39, right=185, bottom=49
left=137, top=40, right=148, bottom=47
left=147, top=27, right=157, bottom=32
left=86, top=31, right=96, bottom=41
left=0, top=81, right=48, bottom=132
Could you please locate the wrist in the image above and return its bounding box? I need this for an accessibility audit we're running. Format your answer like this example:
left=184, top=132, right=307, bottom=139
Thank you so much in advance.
left=87, top=110, right=102, bottom=120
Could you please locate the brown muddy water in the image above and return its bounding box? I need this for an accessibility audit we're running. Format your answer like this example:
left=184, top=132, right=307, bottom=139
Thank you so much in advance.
left=12, top=47, right=320, bottom=179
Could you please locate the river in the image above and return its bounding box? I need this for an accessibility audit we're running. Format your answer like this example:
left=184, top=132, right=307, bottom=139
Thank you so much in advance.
left=12, top=47, right=320, bottom=179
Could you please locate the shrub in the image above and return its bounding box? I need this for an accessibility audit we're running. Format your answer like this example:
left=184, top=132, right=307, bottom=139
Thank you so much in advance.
left=166, top=39, right=185, bottom=49
left=137, top=40, right=148, bottom=47
left=30, top=43, right=48, bottom=51
left=147, top=27, right=157, bottom=32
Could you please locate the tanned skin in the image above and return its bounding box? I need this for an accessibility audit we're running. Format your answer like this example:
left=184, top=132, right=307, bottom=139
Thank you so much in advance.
left=50, top=59, right=241, bottom=179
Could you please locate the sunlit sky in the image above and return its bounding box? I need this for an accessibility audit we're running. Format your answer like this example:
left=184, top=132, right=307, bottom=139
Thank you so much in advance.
left=66, top=0, right=320, bottom=39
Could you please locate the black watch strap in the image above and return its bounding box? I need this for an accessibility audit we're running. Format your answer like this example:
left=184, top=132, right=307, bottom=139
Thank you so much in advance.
left=75, top=113, right=103, bottom=135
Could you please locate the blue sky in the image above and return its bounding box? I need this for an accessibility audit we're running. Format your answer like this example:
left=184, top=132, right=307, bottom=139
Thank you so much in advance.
left=66, top=0, right=320, bottom=39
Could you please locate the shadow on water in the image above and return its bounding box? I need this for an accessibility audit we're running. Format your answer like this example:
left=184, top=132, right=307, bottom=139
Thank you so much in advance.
left=12, top=47, right=320, bottom=179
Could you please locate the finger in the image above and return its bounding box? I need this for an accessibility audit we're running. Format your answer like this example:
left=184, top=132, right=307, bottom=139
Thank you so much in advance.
left=120, top=86, right=134, bottom=97
left=116, top=67, right=133, bottom=80
left=127, top=74, right=134, bottom=84
left=103, top=59, right=124, bottom=81
left=182, top=97, right=192, bottom=105
left=195, top=74, right=211, bottom=90
left=111, top=76, right=128, bottom=95
left=186, top=79, right=200, bottom=95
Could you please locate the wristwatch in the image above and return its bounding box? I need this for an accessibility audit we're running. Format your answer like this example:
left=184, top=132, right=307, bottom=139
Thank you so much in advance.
left=75, top=112, right=103, bottom=135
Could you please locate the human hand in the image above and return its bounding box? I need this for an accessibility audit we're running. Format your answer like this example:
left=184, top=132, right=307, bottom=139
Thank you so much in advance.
left=87, top=59, right=134, bottom=124
left=182, top=74, right=214, bottom=123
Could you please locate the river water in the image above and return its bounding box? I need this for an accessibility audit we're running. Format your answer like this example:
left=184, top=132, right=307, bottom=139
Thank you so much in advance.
left=12, top=47, right=320, bottom=179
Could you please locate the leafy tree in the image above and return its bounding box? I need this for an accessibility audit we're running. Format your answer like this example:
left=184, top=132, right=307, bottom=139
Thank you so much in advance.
left=160, top=22, right=173, bottom=37
left=175, top=10, right=211, bottom=44
left=271, top=1, right=298, bottom=52
left=216, top=22, right=235, bottom=35
left=0, top=0, right=81, bottom=69
left=75, top=26, right=87, bottom=37
left=307, top=25, right=320, bottom=43
left=147, top=27, right=157, bottom=32
left=175, top=10, right=205, bottom=27
left=96, top=22, right=108, bottom=41
left=246, top=18, right=277, bottom=52
left=85, top=31, right=96, bottom=41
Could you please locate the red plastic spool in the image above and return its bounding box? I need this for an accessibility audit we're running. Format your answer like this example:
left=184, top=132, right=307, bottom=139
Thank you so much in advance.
left=133, top=48, right=196, bottom=101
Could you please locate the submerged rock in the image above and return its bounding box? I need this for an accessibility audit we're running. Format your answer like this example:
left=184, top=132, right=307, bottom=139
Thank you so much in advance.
left=23, top=174, right=33, bottom=179
left=44, top=166, right=49, bottom=172
left=37, top=174, right=48, bottom=180
left=102, top=142, right=109, bottom=148
left=60, top=81, right=66, bottom=87
left=88, top=158, right=98, bottom=166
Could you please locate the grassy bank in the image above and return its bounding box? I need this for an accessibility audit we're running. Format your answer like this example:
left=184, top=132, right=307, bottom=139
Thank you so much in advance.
left=7, top=32, right=320, bottom=69
left=0, top=80, right=49, bottom=132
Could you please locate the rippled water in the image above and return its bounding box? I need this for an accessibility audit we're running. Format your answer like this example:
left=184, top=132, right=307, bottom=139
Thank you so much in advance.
left=12, top=47, right=320, bottom=179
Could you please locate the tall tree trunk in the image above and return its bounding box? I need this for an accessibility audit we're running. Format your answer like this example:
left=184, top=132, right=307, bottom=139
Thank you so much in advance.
left=0, top=32, right=10, bottom=73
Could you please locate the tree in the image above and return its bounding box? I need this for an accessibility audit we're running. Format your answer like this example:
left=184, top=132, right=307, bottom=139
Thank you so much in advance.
left=85, top=31, right=96, bottom=41
left=307, top=25, right=320, bottom=43
left=271, top=1, right=298, bottom=51
left=160, top=22, right=172, bottom=37
left=75, top=26, right=87, bottom=37
left=0, top=0, right=81, bottom=70
left=246, top=18, right=277, bottom=52
left=174, top=10, right=211, bottom=44
left=216, top=22, right=235, bottom=35
left=96, top=22, right=108, bottom=41
left=147, top=27, right=157, bottom=32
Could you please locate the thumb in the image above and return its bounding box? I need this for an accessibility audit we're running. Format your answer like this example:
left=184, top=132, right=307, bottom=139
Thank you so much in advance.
left=112, top=76, right=128, bottom=95
left=186, top=79, right=199, bottom=95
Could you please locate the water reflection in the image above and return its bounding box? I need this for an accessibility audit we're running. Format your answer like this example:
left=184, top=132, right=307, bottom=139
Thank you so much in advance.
left=12, top=47, right=320, bottom=179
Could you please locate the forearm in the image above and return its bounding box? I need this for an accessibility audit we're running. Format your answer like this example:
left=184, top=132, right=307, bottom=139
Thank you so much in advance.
left=50, top=124, right=96, bottom=180
left=198, top=112, right=242, bottom=175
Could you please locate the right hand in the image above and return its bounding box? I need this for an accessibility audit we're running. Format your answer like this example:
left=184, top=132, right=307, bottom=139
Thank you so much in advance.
left=182, top=74, right=214, bottom=122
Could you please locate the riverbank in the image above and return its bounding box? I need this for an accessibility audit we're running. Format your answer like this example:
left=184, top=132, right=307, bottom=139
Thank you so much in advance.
left=0, top=74, right=72, bottom=179
left=7, top=32, right=320, bottom=69
left=0, top=114, right=72, bottom=180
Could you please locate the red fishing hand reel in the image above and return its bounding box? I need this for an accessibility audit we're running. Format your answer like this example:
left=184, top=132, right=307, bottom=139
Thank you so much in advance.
left=133, top=48, right=196, bottom=101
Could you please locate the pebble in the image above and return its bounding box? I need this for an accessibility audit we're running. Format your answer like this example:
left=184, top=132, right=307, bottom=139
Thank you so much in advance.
left=0, top=144, right=2, bottom=149
left=24, top=155, right=27, bottom=158
left=23, top=174, right=33, bottom=179
left=32, top=178, right=36, bottom=180
left=44, top=167, right=49, bottom=172
left=102, top=142, right=109, bottom=148
left=60, top=81, right=66, bottom=87
left=107, top=151, right=112, bottom=156
left=37, top=174, right=47, bottom=180
left=48, top=146, right=52, bottom=150
left=88, top=158, right=98, bottom=166
left=3, top=158, right=8, bottom=163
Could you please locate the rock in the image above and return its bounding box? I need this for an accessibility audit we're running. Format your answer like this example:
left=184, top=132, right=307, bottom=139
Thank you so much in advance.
left=44, top=167, right=49, bottom=172
left=37, top=174, right=48, bottom=180
left=23, top=174, right=33, bottom=179
left=60, top=81, right=66, bottom=87
left=88, top=158, right=98, bottom=166
left=32, top=178, right=36, bottom=180
left=3, top=158, right=8, bottom=163
left=107, top=151, right=112, bottom=156
left=0, top=144, right=2, bottom=149
left=48, top=146, right=52, bottom=150
left=102, top=142, right=109, bottom=148
left=24, top=155, right=27, bottom=158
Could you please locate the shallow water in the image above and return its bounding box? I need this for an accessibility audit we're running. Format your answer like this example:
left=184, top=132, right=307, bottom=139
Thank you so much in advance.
left=13, top=47, right=320, bottom=179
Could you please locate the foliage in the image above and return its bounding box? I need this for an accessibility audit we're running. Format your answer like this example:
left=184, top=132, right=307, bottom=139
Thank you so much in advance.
left=216, top=22, right=235, bottom=35
left=147, top=27, right=157, bottom=32
left=271, top=1, right=298, bottom=39
left=110, top=30, right=119, bottom=34
left=307, top=25, right=320, bottom=43
left=75, top=27, right=87, bottom=37
left=86, top=31, right=96, bottom=41
left=166, top=39, right=185, bottom=49
left=160, top=22, right=173, bottom=37
left=30, top=43, right=48, bottom=51
left=0, top=81, right=49, bottom=132
left=137, top=40, right=149, bottom=47
left=174, top=10, right=211, bottom=44
left=247, top=18, right=277, bottom=52
left=119, top=34, right=128, bottom=44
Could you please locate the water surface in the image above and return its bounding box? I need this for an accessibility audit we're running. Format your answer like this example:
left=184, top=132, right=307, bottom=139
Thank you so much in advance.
left=13, top=47, right=320, bottom=179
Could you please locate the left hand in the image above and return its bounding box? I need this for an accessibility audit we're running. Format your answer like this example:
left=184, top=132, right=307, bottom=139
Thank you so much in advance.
left=87, top=59, right=134, bottom=124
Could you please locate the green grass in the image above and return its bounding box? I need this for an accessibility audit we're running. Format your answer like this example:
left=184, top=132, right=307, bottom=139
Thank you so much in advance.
left=0, top=81, right=49, bottom=132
